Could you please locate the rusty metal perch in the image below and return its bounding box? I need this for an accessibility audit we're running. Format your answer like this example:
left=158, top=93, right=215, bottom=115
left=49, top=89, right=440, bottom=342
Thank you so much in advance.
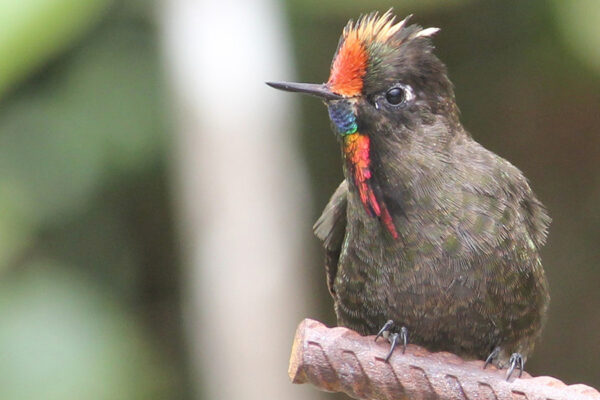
left=288, top=319, right=600, bottom=400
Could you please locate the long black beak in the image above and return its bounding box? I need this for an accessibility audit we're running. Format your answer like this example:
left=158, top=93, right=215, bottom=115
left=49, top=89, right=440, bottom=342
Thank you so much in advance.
left=266, top=81, right=343, bottom=100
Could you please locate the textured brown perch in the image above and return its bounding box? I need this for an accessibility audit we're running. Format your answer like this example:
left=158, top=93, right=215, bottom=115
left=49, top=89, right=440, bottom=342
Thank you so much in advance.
left=289, top=319, right=600, bottom=400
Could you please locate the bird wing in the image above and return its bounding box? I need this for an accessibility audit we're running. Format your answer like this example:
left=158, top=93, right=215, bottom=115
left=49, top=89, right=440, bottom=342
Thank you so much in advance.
left=520, top=195, right=550, bottom=249
left=313, top=180, right=348, bottom=297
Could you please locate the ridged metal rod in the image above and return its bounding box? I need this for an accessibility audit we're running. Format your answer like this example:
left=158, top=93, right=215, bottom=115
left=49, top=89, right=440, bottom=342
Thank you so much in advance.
left=289, top=319, right=600, bottom=400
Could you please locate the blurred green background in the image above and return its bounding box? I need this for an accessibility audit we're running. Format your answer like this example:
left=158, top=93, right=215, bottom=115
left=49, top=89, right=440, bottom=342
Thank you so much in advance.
left=0, top=0, right=598, bottom=399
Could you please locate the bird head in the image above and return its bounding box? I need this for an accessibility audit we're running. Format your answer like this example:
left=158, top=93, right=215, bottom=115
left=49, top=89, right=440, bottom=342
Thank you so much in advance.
left=268, top=10, right=458, bottom=239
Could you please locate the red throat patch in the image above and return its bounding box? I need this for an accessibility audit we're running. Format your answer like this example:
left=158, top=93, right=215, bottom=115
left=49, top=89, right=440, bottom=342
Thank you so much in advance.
left=344, top=133, right=398, bottom=239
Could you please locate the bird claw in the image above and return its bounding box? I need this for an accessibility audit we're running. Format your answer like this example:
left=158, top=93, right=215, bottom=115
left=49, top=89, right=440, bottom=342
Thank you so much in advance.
left=483, top=347, right=525, bottom=380
left=399, top=326, right=408, bottom=353
left=375, top=320, right=394, bottom=342
left=484, top=346, right=500, bottom=369
left=506, top=352, right=524, bottom=380
left=375, top=320, right=408, bottom=362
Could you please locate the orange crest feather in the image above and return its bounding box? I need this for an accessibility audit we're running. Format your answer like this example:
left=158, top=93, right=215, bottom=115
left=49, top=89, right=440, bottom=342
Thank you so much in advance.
left=328, top=10, right=408, bottom=97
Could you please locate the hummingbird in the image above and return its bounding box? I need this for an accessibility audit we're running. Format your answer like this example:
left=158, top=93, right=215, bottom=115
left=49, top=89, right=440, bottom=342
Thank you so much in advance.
left=267, top=10, right=550, bottom=379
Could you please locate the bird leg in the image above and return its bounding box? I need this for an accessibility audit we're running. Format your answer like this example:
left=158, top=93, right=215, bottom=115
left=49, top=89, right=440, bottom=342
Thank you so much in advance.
left=484, top=346, right=500, bottom=369
left=375, top=320, right=408, bottom=361
left=484, top=346, right=525, bottom=380
left=506, top=352, right=525, bottom=379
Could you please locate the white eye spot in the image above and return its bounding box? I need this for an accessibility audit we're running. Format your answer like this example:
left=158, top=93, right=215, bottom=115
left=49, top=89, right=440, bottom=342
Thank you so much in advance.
left=403, top=85, right=415, bottom=102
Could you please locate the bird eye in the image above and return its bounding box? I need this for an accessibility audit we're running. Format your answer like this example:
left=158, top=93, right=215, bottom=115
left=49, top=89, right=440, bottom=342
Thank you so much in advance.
left=385, top=87, right=405, bottom=105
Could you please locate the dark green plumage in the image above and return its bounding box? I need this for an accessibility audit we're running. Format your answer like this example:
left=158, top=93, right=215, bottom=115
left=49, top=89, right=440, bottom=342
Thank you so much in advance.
left=270, top=11, right=550, bottom=370
left=315, top=14, right=550, bottom=368
left=315, top=135, right=550, bottom=365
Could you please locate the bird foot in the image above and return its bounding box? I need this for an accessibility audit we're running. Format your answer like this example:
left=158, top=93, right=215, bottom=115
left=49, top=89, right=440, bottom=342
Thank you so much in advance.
left=484, top=347, right=524, bottom=380
left=484, top=346, right=500, bottom=369
left=506, top=352, right=525, bottom=379
left=374, top=320, right=408, bottom=361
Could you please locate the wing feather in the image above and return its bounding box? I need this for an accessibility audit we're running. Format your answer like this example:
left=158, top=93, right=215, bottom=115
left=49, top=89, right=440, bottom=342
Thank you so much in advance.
left=313, top=181, right=348, bottom=296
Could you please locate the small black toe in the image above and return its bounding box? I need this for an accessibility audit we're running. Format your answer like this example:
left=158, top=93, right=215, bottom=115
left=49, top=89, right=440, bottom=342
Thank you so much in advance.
left=375, top=319, right=394, bottom=342
left=506, top=353, right=525, bottom=380
left=484, top=346, right=500, bottom=369
left=375, top=320, right=409, bottom=362
left=399, top=326, right=408, bottom=354
left=385, top=332, right=399, bottom=361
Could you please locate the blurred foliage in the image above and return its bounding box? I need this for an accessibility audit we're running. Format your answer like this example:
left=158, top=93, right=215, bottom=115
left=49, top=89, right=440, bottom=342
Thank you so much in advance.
left=0, top=0, right=113, bottom=96
left=0, top=17, right=164, bottom=237
left=0, top=1, right=185, bottom=398
left=0, top=263, right=173, bottom=399
left=551, top=0, right=600, bottom=74
left=287, top=0, right=473, bottom=17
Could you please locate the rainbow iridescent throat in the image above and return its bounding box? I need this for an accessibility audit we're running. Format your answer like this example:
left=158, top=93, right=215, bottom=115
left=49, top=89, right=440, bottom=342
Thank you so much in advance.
left=328, top=101, right=398, bottom=238
left=328, top=100, right=358, bottom=136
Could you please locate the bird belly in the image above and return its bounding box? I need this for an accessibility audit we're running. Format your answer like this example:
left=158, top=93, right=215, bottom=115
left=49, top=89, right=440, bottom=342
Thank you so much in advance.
left=333, top=241, right=548, bottom=363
